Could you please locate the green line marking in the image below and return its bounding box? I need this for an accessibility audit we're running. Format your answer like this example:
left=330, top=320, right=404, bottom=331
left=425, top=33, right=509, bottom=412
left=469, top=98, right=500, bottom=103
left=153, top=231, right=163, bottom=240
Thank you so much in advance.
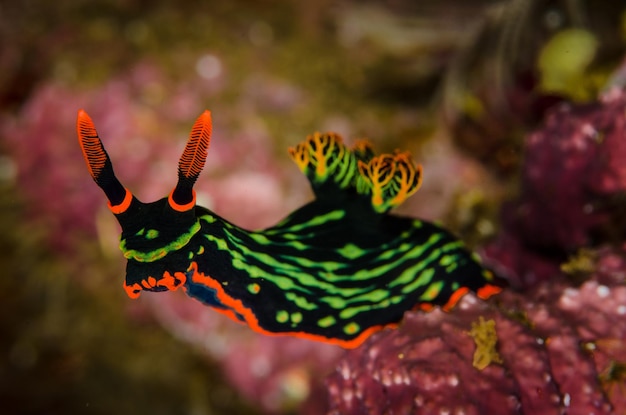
left=285, top=292, right=318, bottom=310
left=318, top=316, right=336, bottom=328
left=266, top=210, right=345, bottom=234
left=121, top=221, right=201, bottom=262
left=419, top=280, right=444, bottom=301
left=336, top=243, right=365, bottom=259
left=400, top=267, right=435, bottom=295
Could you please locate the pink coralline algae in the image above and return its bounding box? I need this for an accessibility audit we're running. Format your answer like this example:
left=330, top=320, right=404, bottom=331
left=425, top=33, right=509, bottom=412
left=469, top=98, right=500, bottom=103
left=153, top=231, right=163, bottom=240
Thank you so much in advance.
left=484, top=87, right=626, bottom=288
left=324, top=265, right=625, bottom=415
left=322, top=89, right=626, bottom=415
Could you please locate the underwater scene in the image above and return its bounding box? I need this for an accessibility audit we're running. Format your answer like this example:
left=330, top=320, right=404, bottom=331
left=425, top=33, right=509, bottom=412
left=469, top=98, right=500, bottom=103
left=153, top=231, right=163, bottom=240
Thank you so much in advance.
left=1, top=0, right=626, bottom=414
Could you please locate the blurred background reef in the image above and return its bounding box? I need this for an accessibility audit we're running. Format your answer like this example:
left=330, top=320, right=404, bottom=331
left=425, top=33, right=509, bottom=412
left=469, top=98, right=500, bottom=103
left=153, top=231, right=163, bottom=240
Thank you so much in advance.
left=0, top=0, right=625, bottom=414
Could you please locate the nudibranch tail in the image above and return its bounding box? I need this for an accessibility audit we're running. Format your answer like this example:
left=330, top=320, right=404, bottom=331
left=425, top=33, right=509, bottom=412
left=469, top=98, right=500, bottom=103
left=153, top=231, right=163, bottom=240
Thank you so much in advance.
left=76, top=109, right=128, bottom=208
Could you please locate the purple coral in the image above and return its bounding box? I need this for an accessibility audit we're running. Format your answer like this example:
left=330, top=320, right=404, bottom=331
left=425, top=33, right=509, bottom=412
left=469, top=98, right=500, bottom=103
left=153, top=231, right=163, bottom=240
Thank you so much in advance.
left=484, top=87, right=626, bottom=288
left=325, top=303, right=525, bottom=415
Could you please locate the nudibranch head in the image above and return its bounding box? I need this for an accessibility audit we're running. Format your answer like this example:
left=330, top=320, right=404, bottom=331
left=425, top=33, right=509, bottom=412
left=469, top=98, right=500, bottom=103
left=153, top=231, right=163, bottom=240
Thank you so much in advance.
left=77, top=110, right=212, bottom=298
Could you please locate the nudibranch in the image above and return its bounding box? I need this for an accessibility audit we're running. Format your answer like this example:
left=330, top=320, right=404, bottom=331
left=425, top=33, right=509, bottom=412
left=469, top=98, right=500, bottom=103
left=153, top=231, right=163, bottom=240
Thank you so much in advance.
left=77, top=109, right=501, bottom=348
